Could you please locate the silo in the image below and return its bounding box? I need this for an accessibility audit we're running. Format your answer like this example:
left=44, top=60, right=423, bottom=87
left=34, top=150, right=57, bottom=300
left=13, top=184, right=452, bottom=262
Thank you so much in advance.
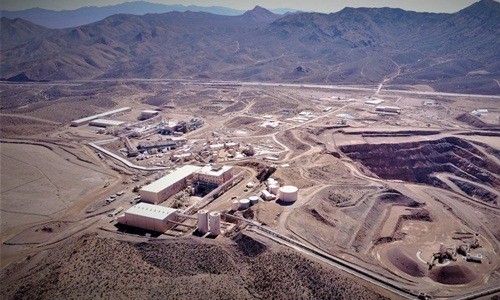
left=267, top=178, right=277, bottom=186
left=198, top=209, right=209, bottom=234
left=249, top=196, right=259, bottom=206
left=269, top=184, right=279, bottom=195
left=209, top=211, right=221, bottom=235
left=279, top=185, right=298, bottom=203
left=239, top=199, right=250, bottom=210
left=231, top=200, right=240, bottom=211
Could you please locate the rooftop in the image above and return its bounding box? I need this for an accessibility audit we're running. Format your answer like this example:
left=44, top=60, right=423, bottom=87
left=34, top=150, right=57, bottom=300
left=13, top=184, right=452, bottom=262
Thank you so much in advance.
left=89, top=119, right=125, bottom=127
left=140, top=165, right=201, bottom=193
left=71, top=107, right=131, bottom=124
left=196, top=165, right=232, bottom=176
left=141, top=109, right=159, bottom=114
left=125, top=202, right=177, bottom=220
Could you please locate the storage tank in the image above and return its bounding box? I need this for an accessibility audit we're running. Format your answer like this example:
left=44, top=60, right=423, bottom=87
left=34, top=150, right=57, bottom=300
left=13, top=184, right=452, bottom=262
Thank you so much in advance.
left=267, top=178, right=277, bottom=185
left=279, top=185, right=298, bottom=203
left=249, top=196, right=259, bottom=206
left=198, top=210, right=209, bottom=234
left=231, top=200, right=240, bottom=211
left=239, top=199, right=250, bottom=210
left=209, top=211, right=221, bottom=235
left=268, top=184, right=279, bottom=195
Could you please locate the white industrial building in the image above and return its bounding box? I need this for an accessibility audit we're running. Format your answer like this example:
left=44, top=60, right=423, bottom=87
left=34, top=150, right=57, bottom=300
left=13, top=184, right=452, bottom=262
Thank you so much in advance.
left=194, top=165, right=233, bottom=186
left=140, top=109, right=160, bottom=119
left=89, top=119, right=126, bottom=128
left=365, top=99, right=384, bottom=105
left=71, top=107, right=131, bottom=126
left=139, top=164, right=233, bottom=204
left=140, top=165, right=201, bottom=204
left=117, top=203, right=178, bottom=232
left=375, top=105, right=401, bottom=114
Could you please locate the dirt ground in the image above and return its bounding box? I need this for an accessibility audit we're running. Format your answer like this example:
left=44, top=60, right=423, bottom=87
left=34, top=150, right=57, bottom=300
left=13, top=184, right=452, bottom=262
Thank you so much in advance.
left=1, top=80, right=499, bottom=298
left=0, top=142, right=113, bottom=236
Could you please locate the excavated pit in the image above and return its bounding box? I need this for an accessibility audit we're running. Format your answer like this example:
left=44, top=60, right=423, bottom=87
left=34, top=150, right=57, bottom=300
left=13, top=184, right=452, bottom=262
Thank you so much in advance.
left=340, top=137, right=500, bottom=194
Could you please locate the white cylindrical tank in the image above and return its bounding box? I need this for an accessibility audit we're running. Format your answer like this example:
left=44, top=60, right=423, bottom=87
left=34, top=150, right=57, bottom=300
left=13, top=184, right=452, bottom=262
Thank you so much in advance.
left=231, top=200, right=240, bottom=211
left=269, top=184, right=279, bottom=195
left=279, top=185, right=298, bottom=203
left=239, top=199, right=250, bottom=210
left=249, top=196, right=259, bottom=206
left=198, top=210, right=209, bottom=234
left=209, top=211, right=221, bottom=235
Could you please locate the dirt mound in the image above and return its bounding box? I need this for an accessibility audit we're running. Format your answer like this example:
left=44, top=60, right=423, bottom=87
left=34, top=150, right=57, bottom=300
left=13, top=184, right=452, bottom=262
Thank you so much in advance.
left=237, top=161, right=276, bottom=182
left=456, top=113, right=500, bottom=130
left=1, top=233, right=387, bottom=299
left=429, top=265, right=477, bottom=285
left=250, top=249, right=388, bottom=300
left=133, top=241, right=236, bottom=276
left=379, top=192, right=422, bottom=207
left=273, top=166, right=315, bottom=189
left=387, top=247, right=425, bottom=277
left=235, top=234, right=267, bottom=257
left=225, top=116, right=260, bottom=128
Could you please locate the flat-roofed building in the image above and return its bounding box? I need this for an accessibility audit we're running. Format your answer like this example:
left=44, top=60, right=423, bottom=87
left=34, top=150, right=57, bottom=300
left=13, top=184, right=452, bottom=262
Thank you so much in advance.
left=71, top=107, right=131, bottom=126
left=89, top=119, right=125, bottom=128
left=375, top=105, right=401, bottom=114
left=117, top=203, right=178, bottom=232
left=194, top=165, right=233, bottom=187
left=140, top=165, right=201, bottom=204
left=140, top=109, right=159, bottom=120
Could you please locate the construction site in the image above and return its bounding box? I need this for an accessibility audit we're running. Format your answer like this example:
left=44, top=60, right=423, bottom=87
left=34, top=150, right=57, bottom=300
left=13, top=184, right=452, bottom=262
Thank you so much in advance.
left=1, top=79, right=499, bottom=299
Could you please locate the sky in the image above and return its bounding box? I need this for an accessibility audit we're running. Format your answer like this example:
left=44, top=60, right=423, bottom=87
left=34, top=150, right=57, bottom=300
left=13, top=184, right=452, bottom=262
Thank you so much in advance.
left=0, top=0, right=480, bottom=13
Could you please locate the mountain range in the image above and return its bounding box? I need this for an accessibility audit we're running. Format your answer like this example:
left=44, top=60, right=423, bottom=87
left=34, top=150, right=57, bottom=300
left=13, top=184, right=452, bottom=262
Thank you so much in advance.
left=1, top=1, right=499, bottom=94
left=0, top=1, right=294, bottom=29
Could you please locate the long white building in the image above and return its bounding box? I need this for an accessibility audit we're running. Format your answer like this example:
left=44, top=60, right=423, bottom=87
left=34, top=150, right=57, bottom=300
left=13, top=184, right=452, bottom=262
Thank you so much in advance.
left=117, top=203, right=178, bottom=232
left=140, top=165, right=201, bottom=204
left=71, top=107, right=131, bottom=126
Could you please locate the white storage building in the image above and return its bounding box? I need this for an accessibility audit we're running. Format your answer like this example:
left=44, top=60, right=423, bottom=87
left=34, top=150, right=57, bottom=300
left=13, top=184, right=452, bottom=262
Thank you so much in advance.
left=140, top=165, right=201, bottom=204
left=89, top=119, right=125, bottom=128
left=141, top=109, right=160, bottom=119
left=71, top=107, right=131, bottom=126
left=375, top=105, right=401, bottom=114
left=117, top=203, right=178, bottom=232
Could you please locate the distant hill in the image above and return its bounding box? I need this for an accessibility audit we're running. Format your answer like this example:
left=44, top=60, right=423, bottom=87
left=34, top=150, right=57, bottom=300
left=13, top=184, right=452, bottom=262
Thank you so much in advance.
left=0, top=1, right=293, bottom=29
left=1, top=1, right=499, bottom=94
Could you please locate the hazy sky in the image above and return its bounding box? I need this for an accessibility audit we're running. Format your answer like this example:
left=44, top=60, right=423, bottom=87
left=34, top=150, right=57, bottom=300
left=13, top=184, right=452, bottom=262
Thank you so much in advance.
left=1, top=0, right=481, bottom=13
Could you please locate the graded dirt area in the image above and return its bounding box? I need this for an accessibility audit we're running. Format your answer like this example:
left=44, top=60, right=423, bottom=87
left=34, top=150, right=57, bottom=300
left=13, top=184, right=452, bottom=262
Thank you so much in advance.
left=0, top=80, right=499, bottom=299
left=0, top=142, right=113, bottom=236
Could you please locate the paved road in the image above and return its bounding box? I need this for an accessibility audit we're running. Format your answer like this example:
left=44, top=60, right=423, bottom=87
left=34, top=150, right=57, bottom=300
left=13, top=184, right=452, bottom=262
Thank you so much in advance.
left=4, top=78, right=498, bottom=99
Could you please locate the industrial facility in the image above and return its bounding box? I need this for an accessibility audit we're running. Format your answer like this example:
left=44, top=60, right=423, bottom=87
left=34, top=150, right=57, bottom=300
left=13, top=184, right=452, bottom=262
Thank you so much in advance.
left=139, top=164, right=233, bottom=204
left=89, top=119, right=126, bottom=128
left=140, top=109, right=160, bottom=120
left=194, top=165, right=233, bottom=190
left=117, top=203, right=178, bottom=232
left=375, top=105, right=402, bottom=114
left=140, top=165, right=201, bottom=204
left=70, top=107, right=131, bottom=127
